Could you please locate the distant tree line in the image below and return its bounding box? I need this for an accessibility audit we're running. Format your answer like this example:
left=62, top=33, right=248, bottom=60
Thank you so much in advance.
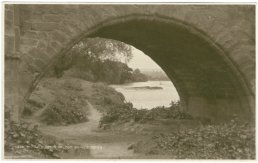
left=49, top=37, right=147, bottom=84
left=64, top=59, right=148, bottom=84
left=142, top=70, right=170, bottom=81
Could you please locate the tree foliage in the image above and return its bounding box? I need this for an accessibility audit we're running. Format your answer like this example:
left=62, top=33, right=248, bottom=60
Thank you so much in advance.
left=51, top=37, right=133, bottom=77
left=72, top=37, right=133, bottom=62
left=50, top=37, right=147, bottom=84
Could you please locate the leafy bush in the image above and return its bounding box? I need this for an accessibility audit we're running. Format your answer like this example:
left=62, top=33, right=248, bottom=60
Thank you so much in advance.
left=99, top=103, right=135, bottom=127
left=22, top=104, right=38, bottom=117
left=64, top=69, right=96, bottom=82
left=40, top=95, right=89, bottom=125
left=63, top=79, right=83, bottom=91
left=4, top=119, right=67, bottom=158
left=22, top=99, right=46, bottom=117
left=131, top=120, right=255, bottom=159
left=27, top=99, right=46, bottom=108
left=99, top=100, right=192, bottom=127
left=91, top=83, right=126, bottom=112
left=149, top=101, right=192, bottom=120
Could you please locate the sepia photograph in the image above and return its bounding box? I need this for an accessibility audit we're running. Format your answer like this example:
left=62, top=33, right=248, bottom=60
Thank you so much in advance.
left=2, top=1, right=256, bottom=160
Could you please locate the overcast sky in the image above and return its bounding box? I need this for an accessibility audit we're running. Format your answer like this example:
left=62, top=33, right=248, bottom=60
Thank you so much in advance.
left=127, top=47, right=162, bottom=71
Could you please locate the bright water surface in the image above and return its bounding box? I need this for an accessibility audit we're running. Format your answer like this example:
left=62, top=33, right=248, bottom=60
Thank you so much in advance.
left=110, top=81, right=180, bottom=110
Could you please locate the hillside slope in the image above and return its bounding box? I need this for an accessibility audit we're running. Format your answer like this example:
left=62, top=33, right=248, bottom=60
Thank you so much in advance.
left=22, top=77, right=126, bottom=125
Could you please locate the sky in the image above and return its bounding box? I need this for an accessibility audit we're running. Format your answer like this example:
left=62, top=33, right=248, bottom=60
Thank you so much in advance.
left=127, top=47, right=162, bottom=71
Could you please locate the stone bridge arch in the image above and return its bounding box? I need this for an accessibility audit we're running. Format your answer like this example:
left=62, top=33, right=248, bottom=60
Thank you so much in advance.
left=4, top=4, right=255, bottom=121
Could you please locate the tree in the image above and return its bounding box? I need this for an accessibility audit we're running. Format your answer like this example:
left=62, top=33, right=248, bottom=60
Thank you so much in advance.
left=132, top=69, right=148, bottom=82
left=50, top=37, right=148, bottom=85
left=50, top=37, right=133, bottom=78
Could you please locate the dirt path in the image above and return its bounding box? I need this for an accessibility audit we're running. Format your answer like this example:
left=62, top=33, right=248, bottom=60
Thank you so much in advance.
left=38, top=101, right=142, bottom=159
left=85, top=101, right=102, bottom=132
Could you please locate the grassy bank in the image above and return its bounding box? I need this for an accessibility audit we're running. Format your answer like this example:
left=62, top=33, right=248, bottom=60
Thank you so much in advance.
left=22, top=77, right=126, bottom=126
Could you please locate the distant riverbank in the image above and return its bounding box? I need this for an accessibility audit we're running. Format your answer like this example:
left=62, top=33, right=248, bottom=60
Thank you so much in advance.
left=110, top=81, right=180, bottom=109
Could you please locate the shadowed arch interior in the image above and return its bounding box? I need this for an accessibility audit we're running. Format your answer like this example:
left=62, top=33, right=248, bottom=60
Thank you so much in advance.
left=83, top=18, right=252, bottom=120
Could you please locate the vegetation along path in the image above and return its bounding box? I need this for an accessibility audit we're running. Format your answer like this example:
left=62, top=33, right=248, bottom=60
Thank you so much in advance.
left=38, top=101, right=143, bottom=158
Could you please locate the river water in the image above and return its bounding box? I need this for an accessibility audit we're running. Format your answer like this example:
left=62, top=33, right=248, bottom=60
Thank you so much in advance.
left=110, top=81, right=180, bottom=110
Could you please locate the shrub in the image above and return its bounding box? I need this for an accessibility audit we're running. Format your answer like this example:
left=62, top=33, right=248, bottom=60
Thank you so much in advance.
left=99, top=100, right=192, bottom=126
left=40, top=95, right=89, bottom=125
left=99, top=103, right=135, bottom=127
left=22, top=99, right=46, bottom=117
left=131, top=120, right=255, bottom=159
left=4, top=119, right=67, bottom=158
left=63, top=79, right=83, bottom=91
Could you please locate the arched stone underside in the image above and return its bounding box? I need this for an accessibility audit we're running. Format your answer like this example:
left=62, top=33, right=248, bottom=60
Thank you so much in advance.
left=5, top=4, right=255, bottom=122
